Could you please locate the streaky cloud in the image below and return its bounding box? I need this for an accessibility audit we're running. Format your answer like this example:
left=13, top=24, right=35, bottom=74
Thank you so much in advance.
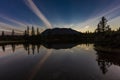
left=108, top=16, right=120, bottom=29
left=77, top=4, right=120, bottom=32
left=25, top=0, right=52, bottom=28
left=0, top=15, right=44, bottom=33
left=0, top=22, right=24, bottom=33
left=0, top=15, right=27, bottom=28
left=53, top=3, right=120, bottom=32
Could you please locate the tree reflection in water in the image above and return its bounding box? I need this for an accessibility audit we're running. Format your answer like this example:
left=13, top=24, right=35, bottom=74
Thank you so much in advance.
left=0, top=42, right=120, bottom=76
left=95, top=46, right=120, bottom=74
left=0, top=42, right=79, bottom=54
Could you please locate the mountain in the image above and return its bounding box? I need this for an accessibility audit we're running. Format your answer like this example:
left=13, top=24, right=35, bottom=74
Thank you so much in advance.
left=41, top=28, right=81, bottom=36
left=41, top=28, right=82, bottom=42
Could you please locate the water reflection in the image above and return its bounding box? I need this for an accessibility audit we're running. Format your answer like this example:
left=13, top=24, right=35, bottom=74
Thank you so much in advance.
left=28, top=49, right=52, bottom=80
left=0, top=42, right=81, bottom=54
left=0, top=42, right=120, bottom=80
left=95, top=46, right=120, bottom=75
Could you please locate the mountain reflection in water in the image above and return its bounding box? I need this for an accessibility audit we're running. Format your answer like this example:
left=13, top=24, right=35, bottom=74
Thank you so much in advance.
left=0, top=42, right=120, bottom=80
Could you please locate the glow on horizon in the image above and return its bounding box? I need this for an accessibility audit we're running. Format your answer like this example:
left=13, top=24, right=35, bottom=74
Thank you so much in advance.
left=55, top=3, right=120, bottom=32
left=25, top=0, right=53, bottom=29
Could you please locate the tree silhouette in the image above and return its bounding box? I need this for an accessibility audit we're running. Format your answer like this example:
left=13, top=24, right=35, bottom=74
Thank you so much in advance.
left=27, top=26, right=29, bottom=36
left=2, top=31, right=4, bottom=37
left=12, top=29, right=15, bottom=36
left=105, top=25, right=111, bottom=31
left=96, top=17, right=111, bottom=33
left=117, top=27, right=120, bottom=31
left=37, top=28, right=40, bottom=36
left=31, top=26, right=35, bottom=36
left=24, top=30, right=27, bottom=36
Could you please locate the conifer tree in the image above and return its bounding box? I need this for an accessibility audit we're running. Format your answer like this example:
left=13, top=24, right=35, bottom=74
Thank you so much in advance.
left=37, top=28, right=40, bottom=36
left=2, top=31, right=4, bottom=37
left=96, top=17, right=111, bottom=33
left=31, top=26, right=35, bottom=36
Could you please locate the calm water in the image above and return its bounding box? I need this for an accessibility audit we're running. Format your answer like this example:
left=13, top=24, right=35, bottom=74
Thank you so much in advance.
left=0, top=43, right=120, bottom=80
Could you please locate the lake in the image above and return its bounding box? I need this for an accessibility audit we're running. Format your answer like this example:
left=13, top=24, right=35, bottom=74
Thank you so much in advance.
left=0, top=43, right=120, bottom=80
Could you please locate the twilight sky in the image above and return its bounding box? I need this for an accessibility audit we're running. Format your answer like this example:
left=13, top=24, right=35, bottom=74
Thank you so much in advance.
left=0, top=0, right=120, bottom=32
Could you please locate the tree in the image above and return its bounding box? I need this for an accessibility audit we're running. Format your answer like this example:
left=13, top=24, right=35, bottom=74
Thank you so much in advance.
left=31, top=26, right=35, bottom=36
left=12, top=29, right=15, bottom=36
left=27, top=26, right=29, bottom=36
left=96, top=24, right=101, bottom=33
left=37, top=28, right=40, bottom=35
left=2, top=31, right=4, bottom=37
left=95, top=17, right=111, bottom=33
left=105, top=25, right=111, bottom=31
left=117, top=27, right=120, bottom=31
left=24, top=30, right=27, bottom=36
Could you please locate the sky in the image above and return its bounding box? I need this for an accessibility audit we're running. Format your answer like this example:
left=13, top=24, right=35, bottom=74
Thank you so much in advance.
left=0, top=0, right=120, bottom=32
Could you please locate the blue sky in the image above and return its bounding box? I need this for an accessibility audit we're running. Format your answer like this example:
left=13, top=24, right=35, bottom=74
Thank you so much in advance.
left=0, top=0, right=120, bottom=32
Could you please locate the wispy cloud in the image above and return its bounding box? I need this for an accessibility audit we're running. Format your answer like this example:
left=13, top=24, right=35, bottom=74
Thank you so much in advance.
left=55, top=4, right=120, bottom=32
left=0, top=15, right=27, bottom=28
left=52, top=3, right=120, bottom=32
left=24, top=0, right=52, bottom=28
left=0, top=14, right=46, bottom=33
left=108, top=16, right=120, bottom=30
left=74, top=4, right=120, bottom=32
left=0, top=14, right=29, bottom=34
left=0, top=22, right=24, bottom=32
